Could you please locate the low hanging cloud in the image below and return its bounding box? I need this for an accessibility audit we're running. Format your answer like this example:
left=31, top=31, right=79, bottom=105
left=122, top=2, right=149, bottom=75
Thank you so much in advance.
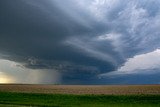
left=118, top=49, right=160, bottom=73
left=100, top=49, right=160, bottom=77
left=0, top=0, right=160, bottom=84
left=0, top=59, right=61, bottom=84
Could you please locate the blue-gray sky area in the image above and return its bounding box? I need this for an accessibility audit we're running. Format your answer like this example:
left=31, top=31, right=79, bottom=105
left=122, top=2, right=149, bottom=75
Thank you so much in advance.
left=0, top=0, right=160, bottom=84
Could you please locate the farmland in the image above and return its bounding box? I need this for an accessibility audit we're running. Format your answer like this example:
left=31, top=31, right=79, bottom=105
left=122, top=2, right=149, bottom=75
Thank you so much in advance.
left=0, top=84, right=160, bottom=95
left=0, top=84, right=160, bottom=107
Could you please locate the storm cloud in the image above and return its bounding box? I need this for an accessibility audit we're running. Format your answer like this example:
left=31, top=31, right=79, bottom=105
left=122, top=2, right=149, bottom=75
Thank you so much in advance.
left=0, top=0, right=160, bottom=84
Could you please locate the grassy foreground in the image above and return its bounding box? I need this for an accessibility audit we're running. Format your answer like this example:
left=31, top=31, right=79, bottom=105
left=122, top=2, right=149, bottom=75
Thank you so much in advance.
left=0, top=92, right=160, bottom=107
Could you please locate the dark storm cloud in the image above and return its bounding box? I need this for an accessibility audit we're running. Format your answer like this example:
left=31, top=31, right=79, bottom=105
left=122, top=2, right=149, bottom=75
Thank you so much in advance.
left=0, top=0, right=117, bottom=84
left=99, top=72, right=160, bottom=85
left=1, top=0, right=160, bottom=84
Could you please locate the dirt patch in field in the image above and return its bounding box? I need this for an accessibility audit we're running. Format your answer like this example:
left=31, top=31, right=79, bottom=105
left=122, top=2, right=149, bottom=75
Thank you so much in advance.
left=0, top=84, right=160, bottom=95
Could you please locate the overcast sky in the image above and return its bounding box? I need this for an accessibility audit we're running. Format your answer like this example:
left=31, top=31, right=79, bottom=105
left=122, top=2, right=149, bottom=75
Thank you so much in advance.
left=0, top=0, right=160, bottom=84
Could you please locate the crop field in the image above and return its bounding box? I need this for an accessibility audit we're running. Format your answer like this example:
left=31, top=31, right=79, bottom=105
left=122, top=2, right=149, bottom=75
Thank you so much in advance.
left=0, top=84, right=160, bottom=95
left=0, top=84, right=160, bottom=107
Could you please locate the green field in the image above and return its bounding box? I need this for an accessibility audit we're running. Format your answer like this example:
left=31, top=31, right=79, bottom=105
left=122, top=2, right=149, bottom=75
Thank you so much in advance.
left=0, top=92, right=160, bottom=107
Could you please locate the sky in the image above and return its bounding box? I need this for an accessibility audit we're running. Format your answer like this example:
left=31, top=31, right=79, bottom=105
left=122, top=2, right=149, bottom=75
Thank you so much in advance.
left=0, top=0, right=160, bottom=84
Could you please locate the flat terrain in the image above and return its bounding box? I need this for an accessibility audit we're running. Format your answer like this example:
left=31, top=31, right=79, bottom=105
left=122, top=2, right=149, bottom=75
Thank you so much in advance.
left=0, top=92, right=160, bottom=107
left=0, top=85, right=160, bottom=107
left=0, top=84, right=160, bottom=95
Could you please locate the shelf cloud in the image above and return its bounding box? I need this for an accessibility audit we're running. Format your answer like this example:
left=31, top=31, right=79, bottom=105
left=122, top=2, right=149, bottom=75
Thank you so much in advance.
left=0, top=0, right=160, bottom=84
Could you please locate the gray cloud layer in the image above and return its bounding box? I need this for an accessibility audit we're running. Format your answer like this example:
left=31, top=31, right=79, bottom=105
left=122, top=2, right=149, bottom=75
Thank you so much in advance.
left=0, top=0, right=160, bottom=84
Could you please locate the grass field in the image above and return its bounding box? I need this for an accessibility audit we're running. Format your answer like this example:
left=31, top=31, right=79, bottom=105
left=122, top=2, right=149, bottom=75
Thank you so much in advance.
left=0, top=92, right=160, bottom=107
left=0, top=85, right=160, bottom=107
